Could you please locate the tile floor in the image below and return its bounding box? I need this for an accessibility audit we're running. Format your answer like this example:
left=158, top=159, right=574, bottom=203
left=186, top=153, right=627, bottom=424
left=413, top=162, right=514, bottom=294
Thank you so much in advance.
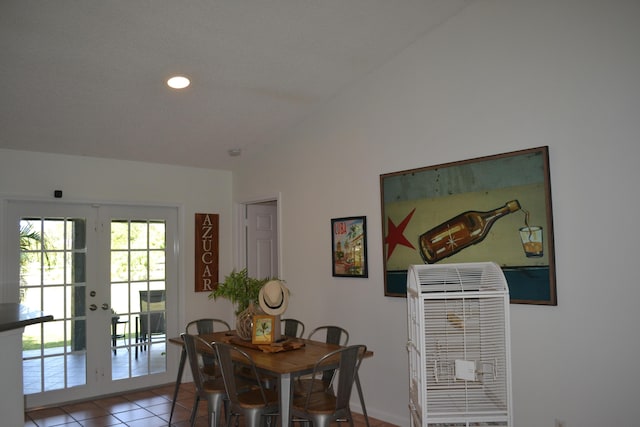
left=24, top=337, right=168, bottom=395
left=25, top=382, right=398, bottom=426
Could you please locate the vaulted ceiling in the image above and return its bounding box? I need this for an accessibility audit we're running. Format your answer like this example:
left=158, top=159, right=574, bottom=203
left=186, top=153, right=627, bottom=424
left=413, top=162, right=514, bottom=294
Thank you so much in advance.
left=0, top=1, right=472, bottom=170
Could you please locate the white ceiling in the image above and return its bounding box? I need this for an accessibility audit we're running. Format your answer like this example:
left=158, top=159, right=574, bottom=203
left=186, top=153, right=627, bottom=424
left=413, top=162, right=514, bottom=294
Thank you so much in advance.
left=0, top=1, right=471, bottom=170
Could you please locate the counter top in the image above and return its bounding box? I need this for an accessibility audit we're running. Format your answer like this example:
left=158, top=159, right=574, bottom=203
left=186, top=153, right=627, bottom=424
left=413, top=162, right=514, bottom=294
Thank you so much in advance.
left=0, top=303, right=53, bottom=332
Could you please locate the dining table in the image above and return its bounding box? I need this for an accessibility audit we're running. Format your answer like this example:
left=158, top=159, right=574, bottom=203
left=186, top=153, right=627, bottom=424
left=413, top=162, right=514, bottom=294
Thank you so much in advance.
left=168, top=330, right=372, bottom=427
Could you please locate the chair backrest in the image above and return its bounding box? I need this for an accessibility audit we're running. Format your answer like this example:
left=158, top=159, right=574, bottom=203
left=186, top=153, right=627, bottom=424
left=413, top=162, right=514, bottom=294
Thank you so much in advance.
left=186, top=319, right=230, bottom=375
left=140, top=290, right=166, bottom=334
left=308, top=325, right=349, bottom=346
left=302, top=344, right=367, bottom=413
left=181, top=333, right=215, bottom=394
left=214, top=342, right=270, bottom=406
left=281, top=318, right=305, bottom=338
left=186, top=318, right=231, bottom=335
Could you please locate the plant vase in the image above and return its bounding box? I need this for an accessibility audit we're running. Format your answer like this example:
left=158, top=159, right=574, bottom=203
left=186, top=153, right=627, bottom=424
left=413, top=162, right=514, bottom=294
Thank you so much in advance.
left=236, top=302, right=262, bottom=340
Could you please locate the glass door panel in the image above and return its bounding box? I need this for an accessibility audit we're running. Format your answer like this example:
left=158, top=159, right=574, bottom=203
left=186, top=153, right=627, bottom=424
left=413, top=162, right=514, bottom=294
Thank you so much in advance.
left=19, top=214, right=90, bottom=397
left=109, top=218, right=167, bottom=380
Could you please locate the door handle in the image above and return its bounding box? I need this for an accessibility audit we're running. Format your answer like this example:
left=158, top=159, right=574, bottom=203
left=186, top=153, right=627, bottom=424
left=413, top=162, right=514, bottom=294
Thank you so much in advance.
left=89, top=304, right=97, bottom=311
left=102, top=303, right=110, bottom=310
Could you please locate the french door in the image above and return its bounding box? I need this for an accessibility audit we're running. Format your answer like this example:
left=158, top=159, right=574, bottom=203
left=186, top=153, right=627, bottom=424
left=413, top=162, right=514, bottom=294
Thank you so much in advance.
left=4, top=201, right=178, bottom=409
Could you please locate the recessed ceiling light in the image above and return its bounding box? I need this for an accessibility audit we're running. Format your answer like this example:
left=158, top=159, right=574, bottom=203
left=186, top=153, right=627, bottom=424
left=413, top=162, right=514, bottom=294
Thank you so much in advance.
left=167, top=75, right=190, bottom=89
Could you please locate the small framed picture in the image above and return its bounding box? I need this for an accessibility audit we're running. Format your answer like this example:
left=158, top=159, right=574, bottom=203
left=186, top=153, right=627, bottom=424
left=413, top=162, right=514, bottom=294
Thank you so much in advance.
left=331, top=216, right=368, bottom=278
left=252, top=315, right=275, bottom=344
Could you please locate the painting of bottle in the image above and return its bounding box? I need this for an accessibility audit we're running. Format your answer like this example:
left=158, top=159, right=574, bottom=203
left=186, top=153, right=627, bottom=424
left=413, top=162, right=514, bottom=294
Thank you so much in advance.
left=419, top=200, right=521, bottom=264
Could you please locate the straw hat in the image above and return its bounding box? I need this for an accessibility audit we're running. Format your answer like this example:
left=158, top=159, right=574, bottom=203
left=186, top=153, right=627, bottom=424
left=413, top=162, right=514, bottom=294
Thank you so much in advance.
left=258, top=280, right=289, bottom=316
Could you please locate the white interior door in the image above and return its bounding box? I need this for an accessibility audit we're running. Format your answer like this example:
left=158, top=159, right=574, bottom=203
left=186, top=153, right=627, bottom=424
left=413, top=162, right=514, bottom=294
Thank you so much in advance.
left=4, top=201, right=178, bottom=409
left=246, top=202, right=278, bottom=279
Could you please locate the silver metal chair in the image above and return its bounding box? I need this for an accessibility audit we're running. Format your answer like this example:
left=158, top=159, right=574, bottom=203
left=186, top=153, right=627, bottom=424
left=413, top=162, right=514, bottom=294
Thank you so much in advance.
left=281, top=318, right=305, bottom=338
left=185, top=319, right=231, bottom=419
left=291, top=344, right=367, bottom=427
left=308, top=325, right=349, bottom=346
left=186, top=318, right=231, bottom=335
left=182, top=333, right=228, bottom=427
left=214, top=342, right=279, bottom=427
left=186, top=318, right=231, bottom=377
left=295, top=325, right=349, bottom=395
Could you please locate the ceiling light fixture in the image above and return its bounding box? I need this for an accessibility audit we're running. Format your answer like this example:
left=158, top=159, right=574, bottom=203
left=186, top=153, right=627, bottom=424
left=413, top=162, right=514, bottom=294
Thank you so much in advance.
left=228, top=148, right=242, bottom=157
left=166, top=75, right=190, bottom=89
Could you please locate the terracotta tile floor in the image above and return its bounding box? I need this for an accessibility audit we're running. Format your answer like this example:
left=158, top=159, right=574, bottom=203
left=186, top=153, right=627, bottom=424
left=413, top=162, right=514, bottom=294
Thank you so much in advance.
left=25, top=382, right=397, bottom=426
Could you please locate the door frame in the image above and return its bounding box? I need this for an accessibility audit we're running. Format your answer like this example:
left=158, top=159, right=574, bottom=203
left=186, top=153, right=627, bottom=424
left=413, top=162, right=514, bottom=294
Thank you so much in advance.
left=235, top=193, right=282, bottom=276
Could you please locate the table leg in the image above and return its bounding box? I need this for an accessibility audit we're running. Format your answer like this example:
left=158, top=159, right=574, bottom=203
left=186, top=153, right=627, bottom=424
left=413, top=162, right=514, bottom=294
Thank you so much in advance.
left=355, top=372, right=370, bottom=427
left=278, top=372, right=291, bottom=427
left=168, top=347, right=187, bottom=425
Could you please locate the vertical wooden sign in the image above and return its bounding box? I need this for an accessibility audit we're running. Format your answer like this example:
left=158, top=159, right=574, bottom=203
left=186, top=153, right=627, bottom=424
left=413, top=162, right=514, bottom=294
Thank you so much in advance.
left=195, top=213, right=219, bottom=292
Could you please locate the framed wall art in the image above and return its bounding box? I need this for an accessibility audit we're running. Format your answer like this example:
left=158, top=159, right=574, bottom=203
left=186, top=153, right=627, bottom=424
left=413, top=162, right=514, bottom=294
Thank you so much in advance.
left=195, top=213, right=219, bottom=292
left=252, top=315, right=275, bottom=344
left=380, top=146, right=556, bottom=305
left=331, top=216, right=368, bottom=278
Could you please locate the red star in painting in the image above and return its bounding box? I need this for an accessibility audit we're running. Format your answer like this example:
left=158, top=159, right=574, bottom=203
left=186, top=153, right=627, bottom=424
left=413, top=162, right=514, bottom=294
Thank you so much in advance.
left=385, top=208, right=416, bottom=260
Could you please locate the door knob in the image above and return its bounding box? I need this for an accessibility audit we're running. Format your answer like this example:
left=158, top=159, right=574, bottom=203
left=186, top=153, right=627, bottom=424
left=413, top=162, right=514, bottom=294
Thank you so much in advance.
left=89, top=304, right=97, bottom=311
left=102, top=303, right=109, bottom=310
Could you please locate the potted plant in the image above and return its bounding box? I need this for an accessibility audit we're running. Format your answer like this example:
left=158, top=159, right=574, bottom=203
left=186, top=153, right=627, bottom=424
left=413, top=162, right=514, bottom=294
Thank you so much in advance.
left=208, top=268, right=268, bottom=314
left=208, top=268, right=269, bottom=339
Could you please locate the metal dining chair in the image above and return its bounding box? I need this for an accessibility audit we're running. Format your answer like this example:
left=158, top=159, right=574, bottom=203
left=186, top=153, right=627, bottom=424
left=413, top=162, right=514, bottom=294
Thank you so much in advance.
left=308, top=325, right=349, bottom=346
left=169, top=320, right=232, bottom=425
left=181, top=333, right=228, bottom=427
left=291, top=344, right=367, bottom=427
left=281, top=318, right=305, bottom=338
left=295, top=325, right=349, bottom=395
left=214, top=342, right=280, bottom=427
left=185, top=319, right=231, bottom=417
left=186, top=319, right=231, bottom=378
left=186, top=318, right=231, bottom=335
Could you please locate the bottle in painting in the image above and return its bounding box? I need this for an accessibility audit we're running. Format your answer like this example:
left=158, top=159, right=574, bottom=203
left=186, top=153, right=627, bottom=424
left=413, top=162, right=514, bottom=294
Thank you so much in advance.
left=419, top=200, right=521, bottom=263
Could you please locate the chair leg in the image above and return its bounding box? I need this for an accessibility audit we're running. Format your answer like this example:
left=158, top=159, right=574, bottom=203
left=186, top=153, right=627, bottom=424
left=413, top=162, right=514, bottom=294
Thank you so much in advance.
left=206, top=394, right=226, bottom=427
left=189, top=395, right=200, bottom=426
left=221, top=400, right=230, bottom=427
left=244, top=412, right=262, bottom=427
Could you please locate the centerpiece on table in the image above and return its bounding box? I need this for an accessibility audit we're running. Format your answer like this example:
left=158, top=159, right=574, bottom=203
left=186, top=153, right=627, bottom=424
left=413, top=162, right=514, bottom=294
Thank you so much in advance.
left=257, top=278, right=290, bottom=342
left=208, top=268, right=287, bottom=340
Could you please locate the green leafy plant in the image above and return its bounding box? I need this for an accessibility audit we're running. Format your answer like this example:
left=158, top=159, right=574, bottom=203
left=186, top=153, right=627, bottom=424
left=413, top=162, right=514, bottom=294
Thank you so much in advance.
left=208, top=268, right=269, bottom=314
left=19, top=223, right=50, bottom=302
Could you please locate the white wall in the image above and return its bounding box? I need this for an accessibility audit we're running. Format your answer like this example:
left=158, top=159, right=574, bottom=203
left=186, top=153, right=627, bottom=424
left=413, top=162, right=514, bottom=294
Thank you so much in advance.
left=233, top=1, right=640, bottom=426
left=0, top=148, right=237, bottom=332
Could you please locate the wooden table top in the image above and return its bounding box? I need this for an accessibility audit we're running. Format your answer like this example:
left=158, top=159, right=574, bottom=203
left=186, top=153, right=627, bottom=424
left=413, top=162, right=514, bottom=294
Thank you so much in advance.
left=170, top=330, right=371, bottom=375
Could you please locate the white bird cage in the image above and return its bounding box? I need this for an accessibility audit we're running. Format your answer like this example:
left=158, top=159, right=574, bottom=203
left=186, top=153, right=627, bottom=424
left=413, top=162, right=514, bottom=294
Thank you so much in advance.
left=406, top=262, right=513, bottom=427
